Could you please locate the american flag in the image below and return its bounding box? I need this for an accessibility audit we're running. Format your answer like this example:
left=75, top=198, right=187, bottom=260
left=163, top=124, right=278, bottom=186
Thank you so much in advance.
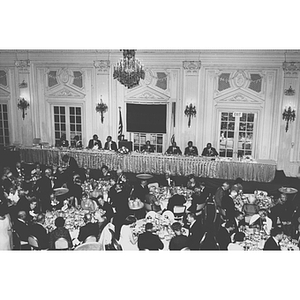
left=118, top=108, right=123, bottom=139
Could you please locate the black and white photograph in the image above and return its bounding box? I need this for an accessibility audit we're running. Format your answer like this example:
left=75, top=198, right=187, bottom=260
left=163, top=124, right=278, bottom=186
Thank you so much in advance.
left=1, top=1, right=299, bottom=300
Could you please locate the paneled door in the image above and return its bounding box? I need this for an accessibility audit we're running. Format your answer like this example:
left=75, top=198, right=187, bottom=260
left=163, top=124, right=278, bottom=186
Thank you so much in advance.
left=219, top=111, right=256, bottom=159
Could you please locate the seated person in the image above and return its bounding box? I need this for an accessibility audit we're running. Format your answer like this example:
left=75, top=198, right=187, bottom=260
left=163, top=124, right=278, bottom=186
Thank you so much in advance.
left=167, top=192, right=185, bottom=213
left=169, top=222, right=189, bottom=250
left=137, top=223, right=164, bottom=250
left=49, top=217, right=73, bottom=250
left=13, top=210, right=30, bottom=245
left=71, top=135, right=82, bottom=148
left=78, top=213, right=100, bottom=243
left=263, top=227, right=284, bottom=251
left=104, top=136, right=118, bottom=151
left=144, top=189, right=162, bottom=214
left=184, top=141, right=198, bottom=156
left=249, top=208, right=272, bottom=235
left=56, top=134, right=69, bottom=148
left=99, top=165, right=112, bottom=181
left=132, top=179, right=149, bottom=202
left=166, top=142, right=182, bottom=155
left=186, top=174, right=197, bottom=190
left=227, top=231, right=245, bottom=251
left=201, top=143, right=218, bottom=157
left=28, top=213, right=49, bottom=250
left=160, top=171, right=176, bottom=187
left=96, top=195, right=114, bottom=224
left=188, top=182, right=209, bottom=216
left=88, top=134, right=102, bottom=149
left=231, top=178, right=244, bottom=196
left=141, top=140, right=155, bottom=153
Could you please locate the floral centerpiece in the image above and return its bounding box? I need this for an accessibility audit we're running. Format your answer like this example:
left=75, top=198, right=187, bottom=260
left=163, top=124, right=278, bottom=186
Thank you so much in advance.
left=117, top=146, right=130, bottom=154
left=95, top=98, right=108, bottom=123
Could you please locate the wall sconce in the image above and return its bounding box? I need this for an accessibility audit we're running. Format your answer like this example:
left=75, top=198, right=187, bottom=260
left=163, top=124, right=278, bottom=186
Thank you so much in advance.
left=19, top=80, right=28, bottom=89
left=282, top=106, right=296, bottom=132
left=17, top=97, right=30, bottom=120
left=184, top=103, right=196, bottom=127
left=284, top=85, right=295, bottom=96
left=95, top=95, right=108, bottom=123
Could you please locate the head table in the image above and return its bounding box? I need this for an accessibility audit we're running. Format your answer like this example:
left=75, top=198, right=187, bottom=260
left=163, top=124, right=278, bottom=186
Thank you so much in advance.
left=19, top=147, right=276, bottom=182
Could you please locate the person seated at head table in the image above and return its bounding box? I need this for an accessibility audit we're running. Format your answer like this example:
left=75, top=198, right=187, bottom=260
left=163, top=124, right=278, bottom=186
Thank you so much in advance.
left=169, top=222, right=189, bottom=250
left=184, top=141, right=198, bottom=156
left=56, top=133, right=69, bottom=148
left=138, top=222, right=164, bottom=251
left=49, top=216, right=73, bottom=250
left=160, top=171, right=176, bottom=187
left=249, top=208, right=272, bottom=235
left=141, top=140, right=155, bottom=153
left=166, top=141, right=182, bottom=155
left=201, top=142, right=219, bottom=157
left=77, top=213, right=100, bottom=243
left=227, top=231, right=245, bottom=251
left=104, top=135, right=118, bottom=151
left=263, top=227, right=284, bottom=251
left=88, top=134, right=102, bottom=149
left=71, top=135, right=82, bottom=148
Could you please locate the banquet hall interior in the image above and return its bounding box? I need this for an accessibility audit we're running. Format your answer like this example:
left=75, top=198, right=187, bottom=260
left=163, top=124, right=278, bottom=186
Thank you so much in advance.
left=1, top=49, right=300, bottom=251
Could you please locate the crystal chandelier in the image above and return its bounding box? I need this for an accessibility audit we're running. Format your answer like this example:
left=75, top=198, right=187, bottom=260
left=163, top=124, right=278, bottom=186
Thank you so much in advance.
left=113, top=50, right=145, bottom=89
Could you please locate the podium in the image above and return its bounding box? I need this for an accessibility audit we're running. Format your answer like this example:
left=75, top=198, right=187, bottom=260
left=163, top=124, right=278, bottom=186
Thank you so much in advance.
left=118, top=141, right=133, bottom=152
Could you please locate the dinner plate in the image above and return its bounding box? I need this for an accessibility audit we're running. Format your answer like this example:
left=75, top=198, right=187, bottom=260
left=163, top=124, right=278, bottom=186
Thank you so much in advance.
left=54, top=187, right=69, bottom=196
left=279, top=187, right=298, bottom=194
left=136, top=173, right=153, bottom=180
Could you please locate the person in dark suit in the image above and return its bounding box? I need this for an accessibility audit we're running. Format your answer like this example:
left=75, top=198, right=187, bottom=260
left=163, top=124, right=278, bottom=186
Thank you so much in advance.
left=11, top=162, right=25, bottom=180
left=216, top=221, right=235, bottom=250
left=141, top=140, right=155, bottom=153
left=166, top=142, right=182, bottom=155
left=87, top=134, right=102, bottom=149
left=78, top=213, right=100, bottom=243
left=138, top=223, right=164, bottom=250
left=35, top=168, right=54, bottom=212
left=201, top=143, right=219, bottom=157
left=61, top=155, right=79, bottom=187
left=188, top=182, right=209, bottom=216
left=104, top=136, right=117, bottom=151
left=67, top=174, right=83, bottom=207
left=169, top=222, right=189, bottom=250
left=96, top=196, right=114, bottom=224
left=184, top=141, right=198, bottom=156
left=167, top=193, right=185, bottom=213
left=222, top=189, right=238, bottom=224
left=263, top=227, right=284, bottom=250
left=13, top=211, right=30, bottom=244
left=28, top=214, right=49, bottom=249
left=132, top=179, right=149, bottom=202
left=71, top=135, right=82, bottom=148
left=56, top=134, right=69, bottom=148
left=186, top=212, right=205, bottom=250
left=160, top=172, right=176, bottom=187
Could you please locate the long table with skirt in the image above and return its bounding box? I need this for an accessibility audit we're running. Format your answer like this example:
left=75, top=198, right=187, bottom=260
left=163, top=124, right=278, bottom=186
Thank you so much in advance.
left=19, top=147, right=277, bottom=182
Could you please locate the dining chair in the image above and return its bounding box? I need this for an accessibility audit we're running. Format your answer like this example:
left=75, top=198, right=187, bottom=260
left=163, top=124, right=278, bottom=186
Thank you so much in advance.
left=28, top=235, right=40, bottom=250
left=173, top=206, right=186, bottom=221
left=148, top=182, right=159, bottom=189
left=54, top=237, right=69, bottom=250
left=84, top=235, right=97, bottom=243
left=74, top=242, right=103, bottom=251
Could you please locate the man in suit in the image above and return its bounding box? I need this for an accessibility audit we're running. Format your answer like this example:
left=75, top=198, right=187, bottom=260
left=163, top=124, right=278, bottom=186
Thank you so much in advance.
left=169, top=222, right=189, bottom=250
left=167, top=192, right=185, bottom=213
left=222, top=189, right=238, bottom=224
left=28, top=213, right=49, bottom=249
left=13, top=210, right=30, bottom=248
left=104, top=136, right=117, bottom=151
left=216, top=221, right=235, bottom=250
left=138, top=223, right=164, bottom=250
left=87, top=134, right=102, bottom=149
left=188, top=182, right=209, bottom=217
left=201, top=142, right=219, bottom=157
left=132, top=179, right=149, bottom=202
left=184, top=141, right=198, bottom=156
left=141, top=140, right=155, bottom=153
left=166, top=141, right=182, bottom=155
left=160, top=172, right=176, bottom=187
left=186, top=212, right=205, bottom=250
left=263, top=227, right=284, bottom=250
left=35, top=168, right=54, bottom=212
left=78, top=213, right=100, bottom=243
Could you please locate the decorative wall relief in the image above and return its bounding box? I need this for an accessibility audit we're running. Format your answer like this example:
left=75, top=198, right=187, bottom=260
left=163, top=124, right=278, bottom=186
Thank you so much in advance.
left=94, top=60, right=110, bottom=75
left=183, top=61, right=201, bottom=75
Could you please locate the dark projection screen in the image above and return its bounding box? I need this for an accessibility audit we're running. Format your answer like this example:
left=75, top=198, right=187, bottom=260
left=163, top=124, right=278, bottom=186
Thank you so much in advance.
left=126, top=104, right=167, bottom=133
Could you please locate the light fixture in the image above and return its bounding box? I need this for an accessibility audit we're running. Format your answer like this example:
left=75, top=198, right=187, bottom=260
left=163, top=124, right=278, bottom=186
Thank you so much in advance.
left=17, top=97, right=30, bottom=120
left=19, top=80, right=28, bottom=88
left=282, top=106, right=296, bottom=132
left=113, top=50, right=145, bottom=89
left=95, top=95, right=108, bottom=123
left=284, top=85, right=295, bottom=96
left=184, top=103, right=197, bottom=127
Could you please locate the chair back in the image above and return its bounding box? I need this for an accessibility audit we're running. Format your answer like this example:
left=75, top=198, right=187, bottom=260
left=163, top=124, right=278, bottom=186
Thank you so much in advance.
left=84, top=235, right=97, bottom=243
left=28, top=235, right=40, bottom=250
left=74, top=242, right=103, bottom=251
left=54, top=237, right=69, bottom=250
left=148, top=182, right=159, bottom=189
left=173, top=206, right=186, bottom=214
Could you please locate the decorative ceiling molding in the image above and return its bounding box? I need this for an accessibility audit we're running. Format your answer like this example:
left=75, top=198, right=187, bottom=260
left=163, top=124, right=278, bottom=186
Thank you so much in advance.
left=47, top=86, right=85, bottom=98
left=0, top=86, right=10, bottom=97
left=183, top=61, right=201, bottom=75
left=283, top=62, right=300, bottom=77
left=94, top=60, right=110, bottom=74
left=215, top=91, right=264, bottom=105
left=126, top=86, right=170, bottom=102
